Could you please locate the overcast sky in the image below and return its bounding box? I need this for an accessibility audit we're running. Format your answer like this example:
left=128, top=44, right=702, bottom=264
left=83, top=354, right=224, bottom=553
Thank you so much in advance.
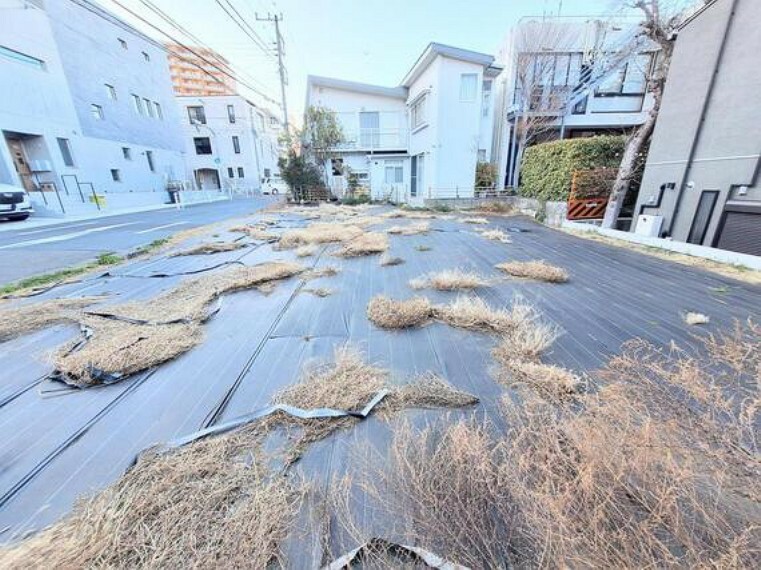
left=96, top=0, right=627, bottom=123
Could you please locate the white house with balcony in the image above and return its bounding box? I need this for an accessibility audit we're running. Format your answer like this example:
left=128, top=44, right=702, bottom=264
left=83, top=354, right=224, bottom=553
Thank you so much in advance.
left=306, top=43, right=502, bottom=205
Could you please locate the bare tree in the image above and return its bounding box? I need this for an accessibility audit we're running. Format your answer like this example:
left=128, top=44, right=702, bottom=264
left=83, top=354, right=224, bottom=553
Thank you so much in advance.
left=602, top=0, right=706, bottom=228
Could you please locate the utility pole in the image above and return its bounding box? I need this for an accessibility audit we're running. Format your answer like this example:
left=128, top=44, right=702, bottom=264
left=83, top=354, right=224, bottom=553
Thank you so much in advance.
left=256, top=13, right=289, bottom=132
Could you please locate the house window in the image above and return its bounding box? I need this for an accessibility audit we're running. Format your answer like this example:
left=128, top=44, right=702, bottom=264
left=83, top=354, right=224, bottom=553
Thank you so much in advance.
left=154, top=101, right=163, bottom=119
left=227, top=167, right=234, bottom=178
left=105, top=84, right=117, bottom=100
left=227, top=104, right=236, bottom=123
left=460, top=73, right=478, bottom=102
left=118, top=38, right=127, bottom=50
left=359, top=111, right=380, bottom=148
left=146, top=150, right=155, bottom=172
left=144, top=97, right=155, bottom=118
left=194, top=137, right=212, bottom=155
left=232, top=135, right=240, bottom=154
left=597, top=66, right=626, bottom=95
left=122, top=147, right=132, bottom=160
left=110, top=169, right=121, bottom=182
left=91, top=104, right=104, bottom=120
left=263, top=168, right=271, bottom=178
left=384, top=165, right=403, bottom=184
left=237, top=167, right=244, bottom=178
left=57, top=138, right=75, bottom=167
left=410, top=94, right=427, bottom=129
left=187, top=106, right=206, bottom=124
left=0, top=45, right=45, bottom=69
left=141, top=51, right=150, bottom=62
left=478, top=149, right=487, bottom=162
left=482, top=80, right=492, bottom=116
left=131, top=94, right=144, bottom=115
left=269, top=116, right=278, bottom=127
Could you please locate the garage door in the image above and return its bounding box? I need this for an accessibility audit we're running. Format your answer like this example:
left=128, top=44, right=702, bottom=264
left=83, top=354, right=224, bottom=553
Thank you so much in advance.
left=715, top=210, right=761, bottom=256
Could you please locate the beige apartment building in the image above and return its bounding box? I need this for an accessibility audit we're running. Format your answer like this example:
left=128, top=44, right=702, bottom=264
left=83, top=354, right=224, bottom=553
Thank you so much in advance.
left=166, top=44, right=236, bottom=96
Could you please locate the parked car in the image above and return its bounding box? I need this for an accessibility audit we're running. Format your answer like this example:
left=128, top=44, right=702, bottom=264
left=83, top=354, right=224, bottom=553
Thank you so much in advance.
left=0, top=183, right=34, bottom=221
left=262, top=175, right=286, bottom=195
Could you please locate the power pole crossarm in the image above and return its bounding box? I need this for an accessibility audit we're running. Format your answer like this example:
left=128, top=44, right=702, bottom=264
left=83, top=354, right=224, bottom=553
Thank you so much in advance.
left=256, top=12, right=289, bottom=131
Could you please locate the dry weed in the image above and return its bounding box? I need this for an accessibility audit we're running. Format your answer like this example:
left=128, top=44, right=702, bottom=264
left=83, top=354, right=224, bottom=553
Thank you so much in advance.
left=496, top=260, right=569, bottom=283
left=502, top=360, right=582, bottom=399
left=409, top=269, right=488, bottom=291
left=303, top=266, right=340, bottom=280
left=229, top=225, right=278, bottom=240
left=683, top=311, right=710, bottom=325
left=295, top=244, right=319, bottom=257
left=171, top=242, right=245, bottom=256
left=386, top=222, right=430, bottom=236
left=278, top=223, right=363, bottom=249
left=433, top=296, right=535, bottom=334
left=366, top=296, right=433, bottom=329
left=492, top=318, right=559, bottom=363
left=479, top=229, right=511, bottom=243
left=461, top=217, right=489, bottom=225
left=302, top=287, right=332, bottom=297
left=381, top=210, right=436, bottom=220
left=473, top=201, right=516, bottom=215
left=0, top=296, right=104, bottom=342
left=335, top=232, right=389, bottom=257
left=379, top=253, right=404, bottom=267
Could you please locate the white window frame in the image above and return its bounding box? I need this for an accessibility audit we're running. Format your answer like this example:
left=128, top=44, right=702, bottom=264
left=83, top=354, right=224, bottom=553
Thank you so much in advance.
left=90, top=104, right=104, bottom=120
left=131, top=94, right=143, bottom=115
left=0, top=45, right=45, bottom=69
left=410, top=93, right=428, bottom=130
left=144, top=97, right=155, bottom=118
left=154, top=101, right=163, bottom=120
left=122, top=147, right=132, bottom=160
left=57, top=138, right=75, bottom=167
left=105, top=84, right=117, bottom=100
left=459, top=73, right=478, bottom=102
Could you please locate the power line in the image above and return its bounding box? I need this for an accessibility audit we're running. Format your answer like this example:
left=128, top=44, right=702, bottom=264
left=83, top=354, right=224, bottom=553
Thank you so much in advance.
left=214, top=0, right=273, bottom=57
left=256, top=12, right=289, bottom=130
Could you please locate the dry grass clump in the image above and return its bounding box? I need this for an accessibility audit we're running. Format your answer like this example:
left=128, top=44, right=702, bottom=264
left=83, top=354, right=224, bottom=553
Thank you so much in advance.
left=367, top=296, right=433, bottom=329
left=379, top=253, right=404, bottom=267
left=409, top=269, right=489, bottom=291
left=295, top=244, right=319, bottom=257
left=496, top=260, right=569, bottom=283
left=502, top=360, right=581, bottom=398
left=335, top=232, right=389, bottom=257
left=383, top=372, right=479, bottom=413
left=381, top=209, right=437, bottom=220
left=461, top=216, right=489, bottom=225
left=386, top=222, right=430, bottom=236
left=229, top=225, right=278, bottom=240
left=433, top=296, right=535, bottom=334
left=0, top=296, right=104, bottom=342
left=1, top=419, right=300, bottom=568
left=683, top=311, right=710, bottom=325
left=278, top=223, right=363, bottom=249
left=474, top=201, right=516, bottom=215
left=302, top=265, right=340, bottom=280
left=338, top=322, right=760, bottom=568
left=171, top=241, right=244, bottom=256
left=479, top=229, right=511, bottom=243
left=492, top=318, right=559, bottom=363
left=302, top=287, right=332, bottom=297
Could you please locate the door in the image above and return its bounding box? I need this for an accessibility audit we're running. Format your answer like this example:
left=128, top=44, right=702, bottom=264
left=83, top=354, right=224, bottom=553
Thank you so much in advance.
left=7, top=139, right=35, bottom=191
left=714, top=205, right=761, bottom=256
left=687, top=190, right=718, bottom=245
left=195, top=168, right=221, bottom=190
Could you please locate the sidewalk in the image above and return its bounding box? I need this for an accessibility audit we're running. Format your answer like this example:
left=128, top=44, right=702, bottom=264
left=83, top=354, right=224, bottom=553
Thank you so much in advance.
left=0, top=195, right=230, bottom=233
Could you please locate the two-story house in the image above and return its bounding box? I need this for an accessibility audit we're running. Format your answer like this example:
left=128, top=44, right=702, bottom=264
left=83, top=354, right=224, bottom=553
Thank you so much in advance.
left=306, top=43, right=502, bottom=206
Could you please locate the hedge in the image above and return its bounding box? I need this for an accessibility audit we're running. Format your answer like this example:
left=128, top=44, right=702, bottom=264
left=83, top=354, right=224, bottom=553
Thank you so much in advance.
left=519, top=135, right=626, bottom=201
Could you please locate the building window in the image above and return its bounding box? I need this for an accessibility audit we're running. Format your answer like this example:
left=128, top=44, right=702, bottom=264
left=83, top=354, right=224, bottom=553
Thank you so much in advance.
left=232, top=135, right=240, bottom=154
left=57, top=138, right=75, bottom=167
left=269, top=116, right=278, bottom=127
left=110, top=169, right=121, bottom=182
left=146, top=150, right=155, bottom=172
left=263, top=168, right=271, bottom=178
left=227, top=167, right=234, bottom=178
left=141, top=51, right=150, bottom=61
left=0, top=45, right=45, bottom=69
left=237, top=167, right=244, bottom=178
left=187, top=106, right=206, bottom=125
left=122, top=147, right=132, bottom=160
left=227, top=105, right=236, bottom=123
left=105, top=84, right=117, bottom=100
left=154, top=101, right=163, bottom=119
left=410, top=94, right=427, bottom=129
left=597, top=66, right=626, bottom=95
left=459, top=73, right=478, bottom=102
left=118, top=38, right=127, bottom=50
left=359, top=111, right=380, bottom=148
left=482, top=80, right=492, bottom=116
left=144, top=97, right=155, bottom=118
left=477, top=149, right=487, bottom=162
left=384, top=165, right=403, bottom=184
left=131, top=94, right=144, bottom=115
left=91, top=104, right=104, bottom=120
left=194, top=137, right=212, bottom=155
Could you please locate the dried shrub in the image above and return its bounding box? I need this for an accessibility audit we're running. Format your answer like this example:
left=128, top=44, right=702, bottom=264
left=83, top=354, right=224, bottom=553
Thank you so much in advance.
left=492, top=318, right=559, bottom=363
left=379, top=253, right=404, bottom=267
left=474, top=201, right=516, bottom=215
left=479, top=229, right=511, bottom=243
left=278, top=223, right=363, bottom=249
left=366, top=296, right=433, bottom=329
left=302, top=287, right=332, bottom=297
left=229, top=225, right=278, bottom=240
left=409, top=269, right=489, bottom=291
left=433, top=296, right=535, bottom=334
left=295, top=244, right=319, bottom=258
left=0, top=296, right=104, bottom=342
left=461, top=217, right=489, bottom=225
left=496, top=260, right=569, bottom=283
left=502, top=360, right=582, bottom=399
left=171, top=242, right=245, bottom=256
left=683, top=311, right=710, bottom=325
left=335, top=232, right=389, bottom=257
left=338, top=322, right=761, bottom=568
left=303, top=266, right=340, bottom=280
left=381, top=210, right=436, bottom=220
left=386, top=222, right=430, bottom=236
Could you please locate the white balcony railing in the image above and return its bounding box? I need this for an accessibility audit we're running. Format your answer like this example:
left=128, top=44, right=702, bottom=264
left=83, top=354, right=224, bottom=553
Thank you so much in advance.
left=335, top=128, right=409, bottom=151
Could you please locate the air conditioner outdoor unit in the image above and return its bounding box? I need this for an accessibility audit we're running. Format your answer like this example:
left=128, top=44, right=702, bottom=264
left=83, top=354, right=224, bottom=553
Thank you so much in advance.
left=635, top=214, right=663, bottom=238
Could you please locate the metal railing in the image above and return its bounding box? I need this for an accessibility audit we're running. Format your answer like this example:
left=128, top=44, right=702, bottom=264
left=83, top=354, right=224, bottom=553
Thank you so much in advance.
left=334, top=128, right=409, bottom=151
left=425, top=186, right=515, bottom=200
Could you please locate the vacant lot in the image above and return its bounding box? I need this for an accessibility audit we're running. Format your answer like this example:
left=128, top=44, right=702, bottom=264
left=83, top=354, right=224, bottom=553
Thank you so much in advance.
left=0, top=204, right=758, bottom=567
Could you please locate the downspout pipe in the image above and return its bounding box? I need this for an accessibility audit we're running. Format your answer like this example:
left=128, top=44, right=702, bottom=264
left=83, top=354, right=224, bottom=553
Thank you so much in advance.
left=668, top=0, right=738, bottom=236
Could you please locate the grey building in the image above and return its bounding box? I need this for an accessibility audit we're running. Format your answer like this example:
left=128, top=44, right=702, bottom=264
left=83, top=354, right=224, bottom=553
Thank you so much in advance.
left=632, top=0, right=761, bottom=255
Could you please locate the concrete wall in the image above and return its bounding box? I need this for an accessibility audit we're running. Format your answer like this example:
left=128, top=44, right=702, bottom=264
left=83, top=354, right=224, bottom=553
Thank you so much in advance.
left=633, top=0, right=761, bottom=244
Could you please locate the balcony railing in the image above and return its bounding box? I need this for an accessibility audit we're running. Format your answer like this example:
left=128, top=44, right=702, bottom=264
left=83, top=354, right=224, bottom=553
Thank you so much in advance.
left=335, top=128, right=409, bottom=151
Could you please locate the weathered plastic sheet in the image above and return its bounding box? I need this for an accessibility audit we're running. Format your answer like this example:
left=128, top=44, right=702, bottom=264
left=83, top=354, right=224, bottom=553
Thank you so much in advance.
left=324, top=538, right=470, bottom=570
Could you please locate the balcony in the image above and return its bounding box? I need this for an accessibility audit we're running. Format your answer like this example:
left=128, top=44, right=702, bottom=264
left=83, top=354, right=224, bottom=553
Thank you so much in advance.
left=335, top=128, right=409, bottom=152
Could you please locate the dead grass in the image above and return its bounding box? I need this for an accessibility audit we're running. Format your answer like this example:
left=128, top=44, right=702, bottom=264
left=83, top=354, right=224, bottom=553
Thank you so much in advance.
left=229, top=225, right=278, bottom=241
left=472, top=201, right=517, bottom=215
left=501, top=360, right=581, bottom=398
left=366, top=296, right=433, bottom=329
left=479, top=229, right=511, bottom=243
left=409, top=269, right=489, bottom=291
left=0, top=296, right=105, bottom=343
left=337, top=322, right=761, bottom=568
left=433, top=296, right=535, bottom=334
left=496, top=260, right=569, bottom=283
left=295, top=244, right=319, bottom=257
left=302, top=287, right=332, bottom=297
left=379, top=253, right=404, bottom=267
left=335, top=232, right=389, bottom=257
left=278, top=223, right=363, bottom=249
left=381, top=209, right=437, bottom=220
left=386, top=222, right=430, bottom=236
left=302, top=266, right=340, bottom=280
left=171, top=241, right=245, bottom=256
left=683, top=311, right=710, bottom=325
left=461, top=217, right=489, bottom=225
left=492, top=318, right=559, bottom=363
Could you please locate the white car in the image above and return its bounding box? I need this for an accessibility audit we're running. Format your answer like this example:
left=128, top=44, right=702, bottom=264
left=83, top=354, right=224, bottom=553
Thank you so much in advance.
left=262, top=176, right=287, bottom=195
left=0, top=183, right=34, bottom=221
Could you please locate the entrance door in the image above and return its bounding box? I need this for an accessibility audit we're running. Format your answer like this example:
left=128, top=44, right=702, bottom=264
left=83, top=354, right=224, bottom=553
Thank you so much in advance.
left=195, top=168, right=221, bottom=190
left=6, top=138, right=36, bottom=191
left=687, top=190, right=718, bottom=245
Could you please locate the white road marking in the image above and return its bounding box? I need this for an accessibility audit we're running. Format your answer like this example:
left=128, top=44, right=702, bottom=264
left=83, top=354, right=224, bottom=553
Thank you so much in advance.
left=16, top=221, right=99, bottom=236
left=0, top=222, right=140, bottom=250
left=134, top=221, right=189, bottom=234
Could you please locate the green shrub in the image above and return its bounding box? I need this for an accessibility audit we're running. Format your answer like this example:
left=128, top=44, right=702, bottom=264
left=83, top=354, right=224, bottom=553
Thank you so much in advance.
left=519, top=135, right=625, bottom=201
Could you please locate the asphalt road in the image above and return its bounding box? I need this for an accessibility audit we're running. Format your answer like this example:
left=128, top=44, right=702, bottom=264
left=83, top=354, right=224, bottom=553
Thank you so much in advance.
left=0, top=196, right=278, bottom=284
